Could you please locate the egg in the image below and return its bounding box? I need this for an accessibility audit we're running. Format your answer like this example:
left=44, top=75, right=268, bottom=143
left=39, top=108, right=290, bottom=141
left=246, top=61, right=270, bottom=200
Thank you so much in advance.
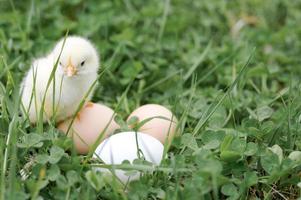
left=127, top=104, right=178, bottom=144
left=58, top=103, right=120, bottom=154
left=93, top=131, right=164, bottom=183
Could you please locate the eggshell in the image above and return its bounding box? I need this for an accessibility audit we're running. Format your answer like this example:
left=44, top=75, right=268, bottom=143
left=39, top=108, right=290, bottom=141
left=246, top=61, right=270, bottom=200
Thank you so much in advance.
left=58, top=103, right=120, bottom=154
left=93, top=131, right=164, bottom=183
left=127, top=104, right=178, bottom=144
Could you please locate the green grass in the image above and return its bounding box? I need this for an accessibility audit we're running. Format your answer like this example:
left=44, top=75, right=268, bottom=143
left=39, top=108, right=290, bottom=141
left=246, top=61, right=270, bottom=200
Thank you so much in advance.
left=1, top=0, right=301, bottom=199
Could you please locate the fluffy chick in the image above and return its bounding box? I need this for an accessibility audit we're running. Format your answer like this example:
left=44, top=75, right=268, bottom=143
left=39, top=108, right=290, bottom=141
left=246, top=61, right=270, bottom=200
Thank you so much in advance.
left=21, top=36, right=99, bottom=123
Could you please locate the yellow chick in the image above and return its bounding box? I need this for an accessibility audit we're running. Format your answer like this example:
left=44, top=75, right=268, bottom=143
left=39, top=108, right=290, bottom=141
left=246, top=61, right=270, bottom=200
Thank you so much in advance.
left=21, top=36, right=99, bottom=123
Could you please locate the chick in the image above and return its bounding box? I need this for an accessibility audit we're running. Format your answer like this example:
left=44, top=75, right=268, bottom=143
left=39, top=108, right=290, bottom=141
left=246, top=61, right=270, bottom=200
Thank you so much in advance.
left=21, top=36, right=99, bottom=123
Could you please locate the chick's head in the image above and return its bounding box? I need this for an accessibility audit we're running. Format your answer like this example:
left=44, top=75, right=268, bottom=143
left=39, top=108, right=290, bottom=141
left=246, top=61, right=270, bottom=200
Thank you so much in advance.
left=52, top=36, right=99, bottom=77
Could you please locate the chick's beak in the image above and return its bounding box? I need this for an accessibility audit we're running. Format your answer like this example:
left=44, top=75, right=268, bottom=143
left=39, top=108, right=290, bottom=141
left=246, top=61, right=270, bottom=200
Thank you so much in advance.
left=66, top=65, right=77, bottom=77
left=65, top=57, right=77, bottom=77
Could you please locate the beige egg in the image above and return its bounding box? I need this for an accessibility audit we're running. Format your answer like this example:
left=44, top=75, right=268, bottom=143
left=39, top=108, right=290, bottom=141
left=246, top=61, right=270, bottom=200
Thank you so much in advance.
left=58, top=103, right=120, bottom=154
left=127, top=104, right=178, bottom=144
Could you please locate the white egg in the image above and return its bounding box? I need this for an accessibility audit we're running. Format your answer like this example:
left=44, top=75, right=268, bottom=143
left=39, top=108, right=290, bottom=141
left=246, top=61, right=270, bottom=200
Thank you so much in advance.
left=93, top=131, right=164, bottom=183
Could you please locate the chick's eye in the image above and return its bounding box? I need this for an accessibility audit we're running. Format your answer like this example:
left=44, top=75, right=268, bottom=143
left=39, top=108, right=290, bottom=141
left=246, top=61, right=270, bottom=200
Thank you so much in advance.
left=80, top=61, right=85, bottom=66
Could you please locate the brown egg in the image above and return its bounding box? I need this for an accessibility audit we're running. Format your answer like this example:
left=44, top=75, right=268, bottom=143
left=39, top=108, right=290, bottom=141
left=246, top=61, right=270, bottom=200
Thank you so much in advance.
left=127, top=104, right=178, bottom=144
left=58, top=103, right=120, bottom=154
